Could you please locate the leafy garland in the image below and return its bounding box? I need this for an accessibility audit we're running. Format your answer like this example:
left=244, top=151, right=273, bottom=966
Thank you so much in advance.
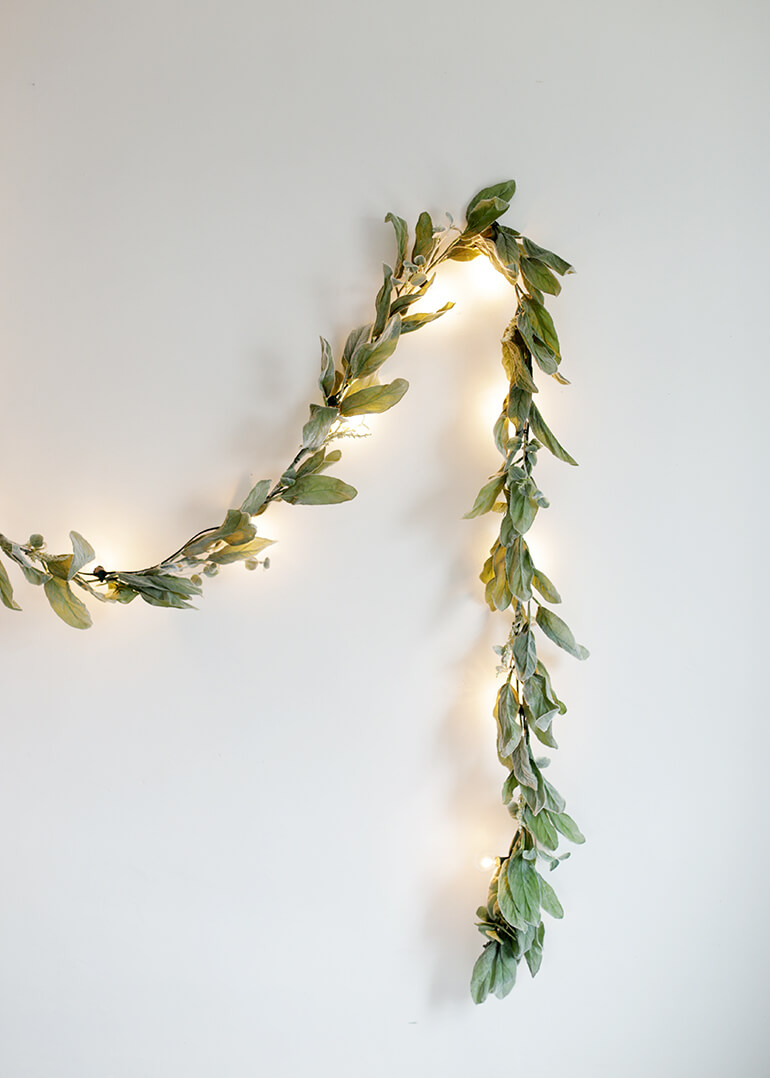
left=0, top=181, right=587, bottom=1003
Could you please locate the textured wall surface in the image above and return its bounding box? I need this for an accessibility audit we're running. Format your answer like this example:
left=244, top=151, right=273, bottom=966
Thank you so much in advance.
left=1, top=2, right=768, bottom=1075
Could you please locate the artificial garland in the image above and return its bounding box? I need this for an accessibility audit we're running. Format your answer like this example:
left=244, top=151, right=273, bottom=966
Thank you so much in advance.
left=0, top=181, right=588, bottom=1003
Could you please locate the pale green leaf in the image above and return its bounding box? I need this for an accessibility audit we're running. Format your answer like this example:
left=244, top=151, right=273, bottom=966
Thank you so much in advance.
left=240, top=479, right=272, bottom=516
left=280, top=475, right=357, bottom=505
left=536, top=605, right=589, bottom=660
left=339, top=378, right=409, bottom=416
left=44, top=576, right=92, bottom=629
left=528, top=403, right=578, bottom=466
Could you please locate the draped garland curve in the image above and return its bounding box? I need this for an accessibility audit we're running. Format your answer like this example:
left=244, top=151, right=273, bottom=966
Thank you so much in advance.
left=0, top=180, right=588, bottom=1003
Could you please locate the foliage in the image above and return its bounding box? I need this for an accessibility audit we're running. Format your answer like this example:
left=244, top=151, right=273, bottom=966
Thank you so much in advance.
left=0, top=182, right=586, bottom=1002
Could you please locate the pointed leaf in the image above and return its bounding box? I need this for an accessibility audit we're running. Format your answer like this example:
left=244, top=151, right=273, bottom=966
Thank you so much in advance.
left=536, top=605, right=589, bottom=660
left=0, top=558, right=20, bottom=611
left=529, top=403, right=578, bottom=466
left=464, top=474, right=505, bottom=519
left=44, top=576, right=92, bottom=629
left=241, top=478, right=272, bottom=516
left=339, top=378, right=409, bottom=416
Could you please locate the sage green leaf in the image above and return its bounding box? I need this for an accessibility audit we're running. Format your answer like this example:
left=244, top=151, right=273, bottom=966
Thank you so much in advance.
left=384, top=212, right=408, bottom=277
left=497, top=863, right=526, bottom=930
left=532, top=568, right=561, bottom=604
left=524, top=922, right=545, bottom=977
left=342, top=324, right=372, bottom=371
left=543, top=777, right=566, bottom=815
left=537, top=873, right=564, bottom=919
left=389, top=275, right=434, bottom=314
left=501, top=769, right=519, bottom=805
left=501, top=338, right=538, bottom=393
left=513, top=624, right=537, bottom=682
left=373, top=265, right=393, bottom=338
left=447, top=243, right=480, bottom=261
left=400, top=302, right=454, bottom=334
left=536, top=605, right=589, bottom=660
left=508, top=386, right=532, bottom=429
left=240, top=478, right=272, bottom=516
left=511, top=738, right=538, bottom=791
left=185, top=509, right=256, bottom=556
left=508, top=480, right=539, bottom=535
left=296, top=447, right=341, bottom=478
left=470, top=944, right=498, bottom=1004
left=506, top=536, right=534, bottom=602
left=339, top=378, right=409, bottom=416
left=524, top=806, right=559, bottom=851
left=208, top=536, right=274, bottom=565
left=516, top=308, right=559, bottom=374
left=466, top=180, right=516, bottom=218
left=45, top=554, right=73, bottom=580
left=523, top=670, right=560, bottom=730
left=495, top=682, right=522, bottom=757
left=68, top=531, right=95, bottom=579
left=494, top=226, right=520, bottom=279
left=532, top=721, right=558, bottom=749
left=302, top=404, right=338, bottom=449
left=44, top=576, right=92, bottom=629
left=0, top=558, right=20, bottom=611
left=528, top=403, right=578, bottom=466
left=465, top=196, right=510, bottom=236
left=412, top=211, right=434, bottom=262
left=493, top=940, right=518, bottom=999
left=551, top=812, right=586, bottom=844
left=521, top=258, right=561, bottom=296
left=280, top=475, right=357, bottom=505
left=520, top=237, right=574, bottom=276
left=508, top=855, right=541, bottom=926
left=350, top=314, right=402, bottom=379
left=318, top=336, right=335, bottom=400
left=522, top=296, right=560, bottom=356
left=464, top=473, right=505, bottom=519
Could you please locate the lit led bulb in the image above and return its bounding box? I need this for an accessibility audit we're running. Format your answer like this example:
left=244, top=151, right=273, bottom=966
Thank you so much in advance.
left=478, top=855, right=496, bottom=872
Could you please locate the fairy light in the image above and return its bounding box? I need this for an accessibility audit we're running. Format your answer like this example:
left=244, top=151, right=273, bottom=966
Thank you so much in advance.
left=478, top=855, right=496, bottom=872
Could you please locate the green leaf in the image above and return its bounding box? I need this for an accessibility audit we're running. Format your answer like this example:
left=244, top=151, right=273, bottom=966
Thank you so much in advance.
left=537, top=873, right=564, bottom=919
left=465, top=196, right=510, bottom=236
left=466, top=180, right=516, bottom=218
left=523, top=670, right=561, bottom=730
left=528, top=403, right=578, bottom=466
left=493, top=940, right=518, bottom=999
left=524, top=921, right=545, bottom=977
left=501, top=337, right=538, bottom=393
left=318, top=336, right=336, bottom=400
left=342, top=324, right=372, bottom=371
left=350, top=314, right=402, bottom=379
left=513, top=624, right=537, bottom=681
left=44, top=576, right=92, bottom=629
left=532, top=568, right=561, bottom=604
left=521, top=296, right=560, bottom=357
left=508, top=480, right=539, bottom=535
left=516, top=308, right=559, bottom=374
left=551, top=811, right=586, bottom=844
left=494, top=225, right=521, bottom=279
left=521, top=258, right=561, bottom=296
left=508, top=855, right=541, bottom=926
left=296, top=447, right=342, bottom=478
left=495, top=682, right=522, bottom=757
left=524, top=806, right=559, bottom=851
left=302, top=404, right=339, bottom=449
left=471, top=944, right=498, bottom=1004
left=506, top=536, right=534, bottom=602
left=280, top=475, right=357, bottom=505
left=520, top=237, right=574, bottom=276
left=412, top=211, right=434, bottom=262
left=208, top=536, right=274, bottom=565
left=384, top=212, right=408, bottom=277
left=464, top=474, right=505, bottom=519
left=543, top=776, right=566, bottom=815
left=508, top=387, right=532, bottom=429
left=447, top=243, right=480, bottom=261
left=68, top=531, right=95, bottom=579
left=400, top=302, right=454, bottom=334
left=536, top=605, right=589, bottom=660
left=0, top=558, right=20, bottom=611
left=185, top=509, right=256, bottom=556
left=497, top=863, right=526, bottom=930
left=240, top=478, right=272, bottom=516
left=373, top=265, right=393, bottom=338
left=511, top=738, right=538, bottom=791
left=339, top=378, right=409, bottom=416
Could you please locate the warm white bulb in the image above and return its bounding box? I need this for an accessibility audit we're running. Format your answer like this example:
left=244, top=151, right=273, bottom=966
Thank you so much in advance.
left=478, top=855, right=496, bottom=872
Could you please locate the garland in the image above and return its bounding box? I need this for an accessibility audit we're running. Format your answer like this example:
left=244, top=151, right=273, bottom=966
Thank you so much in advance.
left=0, top=181, right=587, bottom=1002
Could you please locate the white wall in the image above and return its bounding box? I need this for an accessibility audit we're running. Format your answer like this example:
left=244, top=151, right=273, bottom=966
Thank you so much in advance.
left=1, top=1, right=768, bottom=1074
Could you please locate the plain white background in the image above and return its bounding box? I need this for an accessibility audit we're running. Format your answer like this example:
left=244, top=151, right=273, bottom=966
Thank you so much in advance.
left=1, top=1, right=768, bottom=1075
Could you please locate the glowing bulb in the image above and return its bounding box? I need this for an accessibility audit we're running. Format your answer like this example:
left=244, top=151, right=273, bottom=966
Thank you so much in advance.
left=479, top=382, right=506, bottom=430
left=478, top=855, right=496, bottom=872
